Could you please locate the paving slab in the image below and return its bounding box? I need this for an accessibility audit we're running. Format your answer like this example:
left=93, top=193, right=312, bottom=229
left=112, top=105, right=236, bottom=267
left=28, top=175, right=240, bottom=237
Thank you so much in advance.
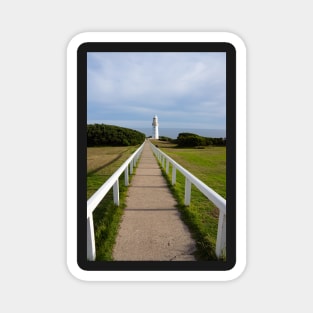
left=113, top=141, right=196, bottom=261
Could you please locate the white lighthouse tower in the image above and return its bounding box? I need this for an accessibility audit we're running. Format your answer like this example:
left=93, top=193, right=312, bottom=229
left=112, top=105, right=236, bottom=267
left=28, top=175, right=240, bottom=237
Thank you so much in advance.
left=152, top=115, right=159, bottom=139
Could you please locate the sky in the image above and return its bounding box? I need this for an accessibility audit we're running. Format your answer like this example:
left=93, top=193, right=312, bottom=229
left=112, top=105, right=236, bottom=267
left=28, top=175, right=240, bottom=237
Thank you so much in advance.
left=87, top=52, right=226, bottom=131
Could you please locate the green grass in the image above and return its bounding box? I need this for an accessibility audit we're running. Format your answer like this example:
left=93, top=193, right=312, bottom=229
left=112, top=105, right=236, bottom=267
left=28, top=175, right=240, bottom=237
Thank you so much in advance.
left=151, top=140, right=226, bottom=260
left=87, top=146, right=135, bottom=198
left=91, top=178, right=126, bottom=260
left=87, top=145, right=139, bottom=260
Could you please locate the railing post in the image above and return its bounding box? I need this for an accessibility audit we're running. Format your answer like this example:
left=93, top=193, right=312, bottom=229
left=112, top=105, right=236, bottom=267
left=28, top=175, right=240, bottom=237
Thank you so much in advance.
left=184, top=178, right=191, bottom=205
left=113, top=179, right=119, bottom=206
left=166, top=159, right=169, bottom=174
left=172, top=167, right=176, bottom=185
left=216, top=212, right=226, bottom=258
left=130, top=159, right=134, bottom=174
left=125, top=166, right=129, bottom=186
left=87, top=216, right=96, bottom=261
left=134, top=151, right=139, bottom=165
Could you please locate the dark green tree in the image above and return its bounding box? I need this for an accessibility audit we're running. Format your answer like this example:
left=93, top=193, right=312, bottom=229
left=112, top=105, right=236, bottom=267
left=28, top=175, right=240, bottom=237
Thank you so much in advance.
left=87, top=124, right=145, bottom=147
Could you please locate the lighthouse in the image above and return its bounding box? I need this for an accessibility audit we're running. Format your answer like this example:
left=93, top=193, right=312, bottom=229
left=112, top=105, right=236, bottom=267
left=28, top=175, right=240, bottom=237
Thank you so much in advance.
left=152, top=115, right=159, bottom=139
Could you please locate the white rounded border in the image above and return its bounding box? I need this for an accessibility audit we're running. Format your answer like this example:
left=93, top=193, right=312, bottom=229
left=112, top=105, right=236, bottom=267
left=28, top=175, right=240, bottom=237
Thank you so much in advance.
left=67, top=32, right=246, bottom=281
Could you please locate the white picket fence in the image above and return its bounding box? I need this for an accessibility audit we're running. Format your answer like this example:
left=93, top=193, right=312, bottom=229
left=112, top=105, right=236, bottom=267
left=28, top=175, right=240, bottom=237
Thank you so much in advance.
left=87, top=142, right=145, bottom=261
left=150, top=142, right=226, bottom=258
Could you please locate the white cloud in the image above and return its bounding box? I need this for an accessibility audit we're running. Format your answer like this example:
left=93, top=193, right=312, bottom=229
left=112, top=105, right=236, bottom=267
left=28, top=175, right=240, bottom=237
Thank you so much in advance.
left=87, top=52, right=226, bottom=129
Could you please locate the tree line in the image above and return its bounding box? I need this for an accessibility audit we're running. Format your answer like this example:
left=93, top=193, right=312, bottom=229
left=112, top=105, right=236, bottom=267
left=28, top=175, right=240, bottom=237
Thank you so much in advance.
left=175, top=133, right=226, bottom=147
left=87, top=124, right=145, bottom=147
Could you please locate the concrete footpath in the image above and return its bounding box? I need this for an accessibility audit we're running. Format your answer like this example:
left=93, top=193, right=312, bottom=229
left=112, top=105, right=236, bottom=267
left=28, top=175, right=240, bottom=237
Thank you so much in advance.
left=113, top=141, right=196, bottom=261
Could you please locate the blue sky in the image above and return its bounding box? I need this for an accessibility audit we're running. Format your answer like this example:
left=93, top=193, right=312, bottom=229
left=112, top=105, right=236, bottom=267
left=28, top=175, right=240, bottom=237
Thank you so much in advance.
left=87, top=52, right=226, bottom=130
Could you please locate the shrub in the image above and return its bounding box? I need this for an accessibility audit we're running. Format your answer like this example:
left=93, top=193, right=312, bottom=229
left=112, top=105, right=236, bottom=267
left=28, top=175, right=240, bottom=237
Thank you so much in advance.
left=87, top=124, right=145, bottom=146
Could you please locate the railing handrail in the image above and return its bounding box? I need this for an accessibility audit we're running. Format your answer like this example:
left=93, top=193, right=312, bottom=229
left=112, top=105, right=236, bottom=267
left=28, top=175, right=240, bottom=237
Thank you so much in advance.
left=87, top=142, right=145, bottom=218
left=150, top=142, right=226, bottom=214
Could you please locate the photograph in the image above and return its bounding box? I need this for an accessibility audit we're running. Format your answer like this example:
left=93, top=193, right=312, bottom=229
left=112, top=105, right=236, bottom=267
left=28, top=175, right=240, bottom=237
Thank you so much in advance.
left=83, top=45, right=234, bottom=270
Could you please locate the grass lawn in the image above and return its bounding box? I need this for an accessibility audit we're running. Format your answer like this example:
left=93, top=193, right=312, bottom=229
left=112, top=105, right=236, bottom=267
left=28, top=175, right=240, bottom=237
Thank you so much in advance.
left=87, top=145, right=139, bottom=260
left=151, top=140, right=226, bottom=260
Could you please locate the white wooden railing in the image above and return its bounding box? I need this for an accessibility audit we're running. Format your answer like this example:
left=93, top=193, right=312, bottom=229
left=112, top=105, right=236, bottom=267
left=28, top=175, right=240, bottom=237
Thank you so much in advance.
left=87, top=142, right=145, bottom=261
left=150, top=142, right=226, bottom=258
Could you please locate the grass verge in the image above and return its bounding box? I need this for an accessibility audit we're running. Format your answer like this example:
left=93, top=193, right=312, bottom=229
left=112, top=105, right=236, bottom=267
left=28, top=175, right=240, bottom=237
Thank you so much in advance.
left=87, top=145, right=139, bottom=260
left=92, top=175, right=128, bottom=260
